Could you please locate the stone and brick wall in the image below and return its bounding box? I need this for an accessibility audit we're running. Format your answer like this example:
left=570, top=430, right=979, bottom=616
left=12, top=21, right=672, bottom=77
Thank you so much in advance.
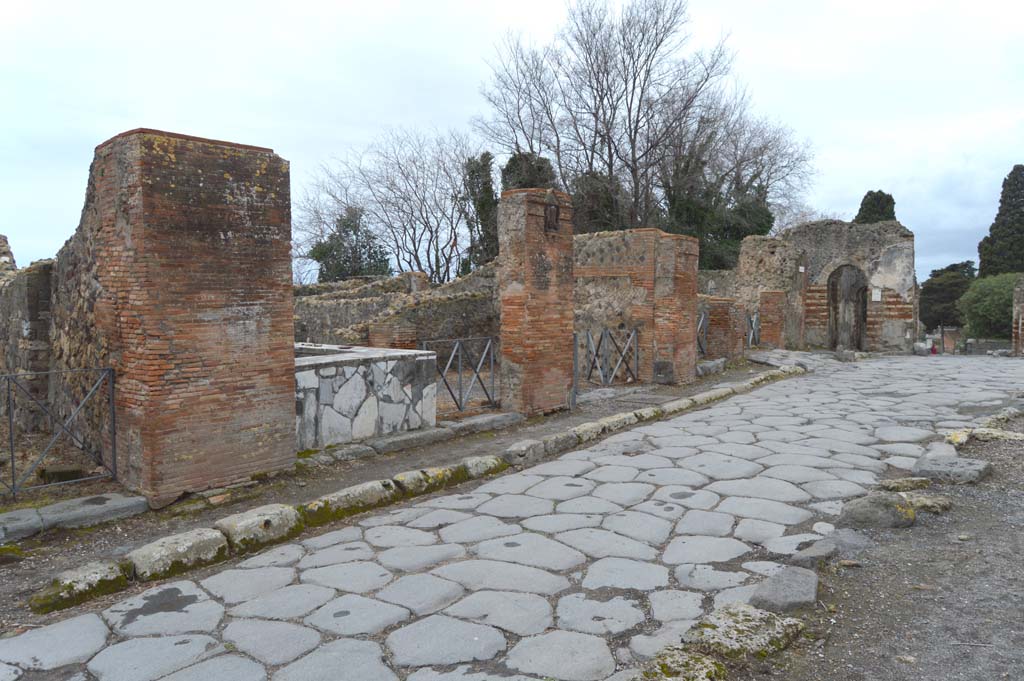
left=498, top=189, right=576, bottom=415
left=0, top=260, right=53, bottom=430
left=295, top=345, right=436, bottom=450
left=49, top=129, right=296, bottom=506
left=574, top=229, right=699, bottom=384
left=699, top=295, right=745, bottom=361
left=1013, top=275, right=1024, bottom=357
left=758, top=291, right=787, bottom=348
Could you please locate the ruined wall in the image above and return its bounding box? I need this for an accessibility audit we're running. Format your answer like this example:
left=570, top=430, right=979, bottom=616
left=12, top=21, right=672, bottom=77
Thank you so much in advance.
left=294, top=266, right=498, bottom=347
left=50, top=129, right=295, bottom=505
left=1013, top=275, right=1024, bottom=357
left=699, top=295, right=745, bottom=361
left=0, top=260, right=53, bottom=430
left=498, top=189, right=575, bottom=415
left=574, top=229, right=698, bottom=384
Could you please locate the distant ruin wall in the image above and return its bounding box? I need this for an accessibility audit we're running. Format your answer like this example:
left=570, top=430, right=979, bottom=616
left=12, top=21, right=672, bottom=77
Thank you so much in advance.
left=50, top=129, right=296, bottom=505
left=1013, top=275, right=1023, bottom=357
left=0, top=260, right=53, bottom=430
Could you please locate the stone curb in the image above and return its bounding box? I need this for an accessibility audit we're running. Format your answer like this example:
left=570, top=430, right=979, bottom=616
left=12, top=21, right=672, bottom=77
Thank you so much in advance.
left=0, top=493, right=149, bottom=545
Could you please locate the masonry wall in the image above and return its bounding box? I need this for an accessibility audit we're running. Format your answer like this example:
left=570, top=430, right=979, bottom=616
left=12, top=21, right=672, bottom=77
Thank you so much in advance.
left=1013, top=275, right=1024, bottom=357
left=574, top=229, right=698, bottom=384
left=699, top=295, right=745, bottom=361
left=50, top=129, right=295, bottom=505
left=0, top=260, right=53, bottom=430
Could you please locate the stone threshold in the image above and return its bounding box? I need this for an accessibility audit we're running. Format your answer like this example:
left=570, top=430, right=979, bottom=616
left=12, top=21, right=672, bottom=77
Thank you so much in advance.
left=24, top=363, right=810, bottom=613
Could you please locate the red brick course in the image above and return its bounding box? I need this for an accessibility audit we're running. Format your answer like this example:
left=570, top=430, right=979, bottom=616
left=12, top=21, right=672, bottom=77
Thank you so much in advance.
left=702, top=296, right=745, bottom=360
left=758, top=290, right=787, bottom=348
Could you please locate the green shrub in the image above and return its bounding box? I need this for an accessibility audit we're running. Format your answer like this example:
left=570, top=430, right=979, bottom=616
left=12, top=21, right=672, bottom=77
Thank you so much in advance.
left=957, top=273, right=1018, bottom=339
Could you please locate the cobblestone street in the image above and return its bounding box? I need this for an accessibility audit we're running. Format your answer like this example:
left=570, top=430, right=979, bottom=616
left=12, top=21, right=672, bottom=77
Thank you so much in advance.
left=3, top=355, right=1023, bottom=681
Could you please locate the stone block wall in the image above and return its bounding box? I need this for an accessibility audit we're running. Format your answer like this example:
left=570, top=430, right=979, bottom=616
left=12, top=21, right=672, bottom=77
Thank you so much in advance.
left=498, top=189, right=575, bottom=415
left=700, top=295, right=745, bottom=361
left=50, top=129, right=296, bottom=506
left=1013, top=276, right=1023, bottom=356
left=574, top=229, right=698, bottom=384
left=0, top=260, right=53, bottom=430
left=295, top=345, right=436, bottom=450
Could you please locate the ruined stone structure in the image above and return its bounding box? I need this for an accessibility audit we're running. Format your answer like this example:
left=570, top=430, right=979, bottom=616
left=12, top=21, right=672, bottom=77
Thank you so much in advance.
left=497, top=189, right=576, bottom=415
left=575, top=229, right=699, bottom=383
left=0, top=257, right=53, bottom=430
left=0, top=130, right=298, bottom=506
left=698, top=295, right=745, bottom=361
left=1013, top=275, right=1024, bottom=357
left=700, top=220, right=918, bottom=353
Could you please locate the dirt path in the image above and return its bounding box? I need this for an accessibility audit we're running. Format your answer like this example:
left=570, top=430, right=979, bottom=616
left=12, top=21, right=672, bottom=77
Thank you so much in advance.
left=733, top=416, right=1024, bottom=681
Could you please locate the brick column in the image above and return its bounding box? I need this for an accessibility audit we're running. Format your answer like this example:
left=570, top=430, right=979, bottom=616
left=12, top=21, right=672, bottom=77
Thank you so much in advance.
left=652, top=233, right=699, bottom=383
left=759, top=290, right=786, bottom=347
left=497, top=189, right=575, bottom=415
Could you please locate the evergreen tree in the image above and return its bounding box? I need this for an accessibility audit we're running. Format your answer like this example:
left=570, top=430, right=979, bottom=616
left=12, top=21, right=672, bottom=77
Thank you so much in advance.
left=461, top=152, right=500, bottom=269
left=500, top=151, right=557, bottom=191
left=919, top=260, right=975, bottom=330
left=978, top=165, right=1024, bottom=277
left=570, top=171, right=626, bottom=233
left=957, top=272, right=1018, bottom=339
left=308, top=206, right=392, bottom=282
left=853, top=190, right=896, bottom=223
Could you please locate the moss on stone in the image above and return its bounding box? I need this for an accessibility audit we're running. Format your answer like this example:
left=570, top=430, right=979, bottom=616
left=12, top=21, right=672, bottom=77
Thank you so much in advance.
left=29, top=561, right=133, bottom=614
left=295, top=449, right=319, bottom=459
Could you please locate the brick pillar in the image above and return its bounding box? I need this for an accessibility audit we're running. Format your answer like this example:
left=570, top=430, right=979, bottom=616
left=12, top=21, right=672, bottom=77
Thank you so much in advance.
left=759, top=290, right=786, bottom=347
left=704, top=296, right=744, bottom=361
left=651, top=233, right=699, bottom=384
left=51, top=129, right=296, bottom=506
left=497, top=189, right=574, bottom=415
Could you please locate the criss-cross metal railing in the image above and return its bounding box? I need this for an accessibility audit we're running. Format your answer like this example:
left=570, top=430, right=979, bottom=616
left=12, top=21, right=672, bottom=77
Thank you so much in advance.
left=697, top=309, right=709, bottom=357
left=747, top=311, right=761, bottom=347
left=578, top=328, right=639, bottom=387
left=1, top=368, right=116, bottom=497
left=421, top=337, right=498, bottom=412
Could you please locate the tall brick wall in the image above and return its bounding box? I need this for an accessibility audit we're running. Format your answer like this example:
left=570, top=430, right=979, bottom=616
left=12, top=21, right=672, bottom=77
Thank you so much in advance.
left=574, top=229, right=698, bottom=384
left=759, top=290, right=787, bottom=347
left=803, top=284, right=829, bottom=346
left=701, top=295, right=745, bottom=360
left=498, top=189, right=575, bottom=415
left=50, top=129, right=295, bottom=506
left=0, top=260, right=53, bottom=430
left=866, top=288, right=916, bottom=352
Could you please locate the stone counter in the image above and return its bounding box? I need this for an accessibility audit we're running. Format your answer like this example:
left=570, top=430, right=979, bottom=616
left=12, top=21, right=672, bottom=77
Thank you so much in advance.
left=295, top=344, right=437, bottom=450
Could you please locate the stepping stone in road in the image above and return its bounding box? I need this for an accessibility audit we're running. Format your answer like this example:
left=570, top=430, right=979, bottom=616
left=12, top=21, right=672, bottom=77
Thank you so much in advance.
left=582, top=557, right=669, bottom=591
left=663, top=536, right=751, bottom=564
left=444, top=590, right=553, bottom=636
left=304, top=594, right=410, bottom=635
left=506, top=630, right=616, bottom=681
left=386, top=615, right=506, bottom=667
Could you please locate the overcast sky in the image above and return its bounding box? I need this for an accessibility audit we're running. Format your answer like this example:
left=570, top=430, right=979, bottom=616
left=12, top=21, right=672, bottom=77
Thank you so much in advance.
left=2, top=1, right=1021, bottom=281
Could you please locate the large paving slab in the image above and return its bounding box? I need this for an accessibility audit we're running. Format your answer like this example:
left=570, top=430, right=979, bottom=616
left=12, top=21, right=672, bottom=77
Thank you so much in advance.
left=20, top=355, right=1024, bottom=681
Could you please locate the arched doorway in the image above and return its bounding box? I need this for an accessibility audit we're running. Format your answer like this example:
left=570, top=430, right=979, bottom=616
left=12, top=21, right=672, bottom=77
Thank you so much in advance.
left=828, top=265, right=868, bottom=351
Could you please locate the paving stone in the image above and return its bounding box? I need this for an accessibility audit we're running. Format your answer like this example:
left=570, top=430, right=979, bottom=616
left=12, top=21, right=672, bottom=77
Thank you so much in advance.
left=38, top=493, right=149, bottom=531
left=433, top=560, right=570, bottom=595
left=652, top=487, right=721, bottom=510
left=601, top=510, right=672, bottom=544
left=802, top=480, right=867, bottom=500
left=301, top=561, right=394, bottom=592
left=557, top=593, right=644, bottom=634
left=365, top=525, right=438, bottom=548
left=408, top=509, right=474, bottom=529
left=377, top=574, right=465, bottom=614
left=301, top=526, right=362, bottom=549
left=475, top=475, right=545, bottom=495
left=581, top=557, right=669, bottom=590
left=706, top=477, right=811, bottom=503
left=555, top=528, right=658, bottom=559
left=507, top=630, right=615, bottom=681
left=761, top=533, right=822, bottom=555
left=715, top=497, right=813, bottom=525
left=0, top=507, right=43, bottom=542
left=800, top=438, right=881, bottom=458
left=675, top=453, right=764, bottom=479
left=475, top=532, right=586, bottom=570
left=663, top=536, right=751, bottom=564
left=0, top=613, right=108, bottom=670
left=808, top=500, right=843, bottom=516
left=649, top=445, right=701, bottom=459
left=229, top=584, right=336, bottom=620
left=297, top=541, right=375, bottom=569
left=421, top=493, right=494, bottom=510
left=525, top=460, right=596, bottom=476
left=591, top=482, right=657, bottom=506
left=440, top=516, right=522, bottom=543
left=630, top=499, right=688, bottom=520
left=304, top=594, right=410, bottom=635
left=811, top=428, right=877, bottom=445
left=757, top=454, right=850, bottom=469
left=444, top=590, right=553, bottom=635
left=742, top=561, right=786, bottom=576
left=629, top=620, right=697, bottom=659
left=522, top=513, right=602, bottom=533
left=633, top=468, right=710, bottom=486
left=0, top=664, right=17, bottom=681
left=223, top=619, right=320, bottom=665
left=159, top=654, right=266, bottom=681
left=239, top=543, right=305, bottom=568
left=87, top=635, right=223, bottom=681
left=649, top=589, right=703, bottom=622
left=477, top=494, right=555, bottom=518
left=201, top=567, right=295, bottom=604
left=875, top=425, right=934, bottom=442
left=360, top=508, right=432, bottom=528
left=711, top=584, right=759, bottom=609
left=912, top=456, right=993, bottom=484
left=127, top=528, right=229, bottom=581
left=377, top=543, right=466, bottom=571
left=675, top=564, right=748, bottom=591
left=583, top=465, right=640, bottom=482
left=733, top=518, right=787, bottom=544
left=702, top=443, right=772, bottom=460
left=103, top=580, right=223, bottom=636
left=883, top=456, right=918, bottom=470
left=874, top=442, right=926, bottom=457
left=749, top=566, right=818, bottom=612
left=828, top=468, right=878, bottom=485
left=274, top=639, right=397, bottom=681
left=717, top=430, right=757, bottom=444
left=555, top=496, right=624, bottom=514
left=674, top=510, right=735, bottom=537
left=407, top=667, right=538, bottom=681
left=387, top=615, right=506, bottom=667
left=592, top=453, right=673, bottom=469
left=524, top=476, right=596, bottom=501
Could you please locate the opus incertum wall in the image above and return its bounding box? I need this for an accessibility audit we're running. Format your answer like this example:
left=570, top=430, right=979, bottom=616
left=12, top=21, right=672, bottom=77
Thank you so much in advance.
left=50, top=129, right=296, bottom=506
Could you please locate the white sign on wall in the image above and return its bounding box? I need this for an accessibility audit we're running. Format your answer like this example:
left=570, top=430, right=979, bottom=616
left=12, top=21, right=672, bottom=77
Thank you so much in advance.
left=871, top=287, right=882, bottom=302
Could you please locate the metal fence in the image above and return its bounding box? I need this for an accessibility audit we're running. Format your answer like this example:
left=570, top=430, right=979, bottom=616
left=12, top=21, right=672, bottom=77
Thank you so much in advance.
left=697, top=309, right=708, bottom=358
left=420, top=337, right=498, bottom=413
left=574, top=327, right=640, bottom=389
left=747, top=312, right=761, bottom=347
left=2, top=368, right=116, bottom=497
